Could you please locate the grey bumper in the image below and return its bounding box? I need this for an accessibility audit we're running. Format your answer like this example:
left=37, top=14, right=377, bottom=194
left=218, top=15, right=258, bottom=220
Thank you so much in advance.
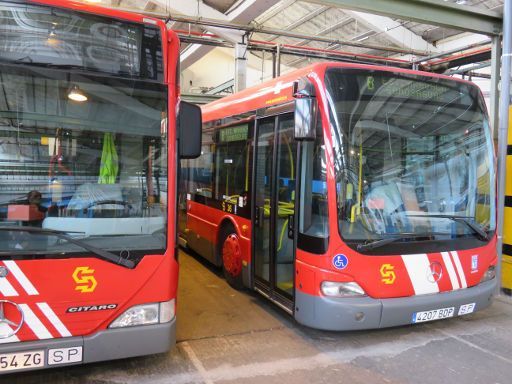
left=295, top=279, right=496, bottom=331
left=0, top=318, right=176, bottom=372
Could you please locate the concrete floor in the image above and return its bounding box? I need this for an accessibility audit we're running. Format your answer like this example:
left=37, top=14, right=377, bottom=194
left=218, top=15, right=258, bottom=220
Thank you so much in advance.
left=9, top=250, right=512, bottom=384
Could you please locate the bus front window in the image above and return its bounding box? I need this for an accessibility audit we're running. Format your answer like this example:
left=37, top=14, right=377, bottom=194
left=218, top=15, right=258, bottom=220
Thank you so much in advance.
left=0, top=65, right=167, bottom=261
left=325, top=69, right=496, bottom=253
left=0, top=3, right=167, bottom=264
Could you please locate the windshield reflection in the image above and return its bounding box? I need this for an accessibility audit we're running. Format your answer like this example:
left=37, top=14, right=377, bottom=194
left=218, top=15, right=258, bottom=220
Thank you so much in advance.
left=0, top=64, right=168, bottom=258
left=325, top=69, right=496, bottom=246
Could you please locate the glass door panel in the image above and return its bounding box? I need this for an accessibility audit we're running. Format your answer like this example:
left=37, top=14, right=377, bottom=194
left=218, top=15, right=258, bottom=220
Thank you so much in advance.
left=274, top=116, right=296, bottom=299
left=253, top=113, right=297, bottom=307
left=253, top=118, right=275, bottom=286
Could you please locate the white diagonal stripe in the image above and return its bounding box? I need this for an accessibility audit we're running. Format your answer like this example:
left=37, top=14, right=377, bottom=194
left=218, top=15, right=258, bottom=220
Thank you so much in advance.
left=19, top=304, right=52, bottom=340
left=0, top=277, right=18, bottom=297
left=441, top=252, right=460, bottom=290
left=401, top=254, right=440, bottom=295
left=37, top=303, right=71, bottom=337
left=451, top=251, right=467, bottom=288
left=0, top=323, right=19, bottom=344
left=3, top=261, right=39, bottom=296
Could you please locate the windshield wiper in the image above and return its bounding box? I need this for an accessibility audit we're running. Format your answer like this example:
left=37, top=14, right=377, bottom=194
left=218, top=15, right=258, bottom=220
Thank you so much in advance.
left=0, top=226, right=135, bottom=269
left=405, top=214, right=490, bottom=241
left=356, top=233, right=443, bottom=252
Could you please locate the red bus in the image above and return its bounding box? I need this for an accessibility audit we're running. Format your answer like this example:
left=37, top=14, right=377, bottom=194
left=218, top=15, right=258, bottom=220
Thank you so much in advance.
left=0, top=0, right=200, bottom=373
left=179, top=62, right=497, bottom=330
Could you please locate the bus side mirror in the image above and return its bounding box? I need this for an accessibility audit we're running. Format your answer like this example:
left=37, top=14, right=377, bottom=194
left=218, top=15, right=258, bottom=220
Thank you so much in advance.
left=293, top=79, right=317, bottom=141
left=178, top=101, right=202, bottom=159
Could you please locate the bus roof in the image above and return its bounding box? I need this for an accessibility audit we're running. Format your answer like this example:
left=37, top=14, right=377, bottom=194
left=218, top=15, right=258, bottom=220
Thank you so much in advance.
left=201, top=61, right=478, bottom=123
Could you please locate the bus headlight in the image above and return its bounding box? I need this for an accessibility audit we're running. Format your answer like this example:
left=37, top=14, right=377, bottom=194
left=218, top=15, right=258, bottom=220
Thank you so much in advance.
left=480, top=265, right=496, bottom=283
left=109, top=299, right=175, bottom=328
left=320, top=281, right=366, bottom=297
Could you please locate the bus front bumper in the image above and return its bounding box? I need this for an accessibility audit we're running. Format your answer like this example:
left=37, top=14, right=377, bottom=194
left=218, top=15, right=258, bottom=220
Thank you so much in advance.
left=294, top=279, right=496, bottom=331
left=0, top=317, right=176, bottom=373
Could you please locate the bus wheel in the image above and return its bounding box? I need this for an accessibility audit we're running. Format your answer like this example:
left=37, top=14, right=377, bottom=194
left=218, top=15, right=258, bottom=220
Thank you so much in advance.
left=220, top=228, right=244, bottom=290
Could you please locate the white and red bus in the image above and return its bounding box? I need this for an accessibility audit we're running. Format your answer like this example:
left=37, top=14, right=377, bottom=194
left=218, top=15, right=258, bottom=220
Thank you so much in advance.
left=180, top=62, right=497, bottom=330
left=0, top=0, right=200, bottom=373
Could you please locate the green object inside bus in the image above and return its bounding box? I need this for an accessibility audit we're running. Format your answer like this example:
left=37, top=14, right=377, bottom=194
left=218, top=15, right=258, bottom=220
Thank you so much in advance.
left=98, top=133, right=119, bottom=184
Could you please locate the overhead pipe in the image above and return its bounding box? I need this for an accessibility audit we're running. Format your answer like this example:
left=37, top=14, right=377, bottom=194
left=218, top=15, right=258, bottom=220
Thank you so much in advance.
left=425, top=47, right=491, bottom=67
left=461, top=71, right=492, bottom=79
left=276, top=43, right=411, bottom=64
left=276, top=44, right=281, bottom=77
left=413, top=39, right=491, bottom=64
left=445, top=61, right=491, bottom=75
left=178, top=34, right=413, bottom=67
left=421, top=47, right=492, bottom=72
left=167, top=14, right=432, bottom=56
left=116, top=4, right=495, bottom=65
left=251, top=45, right=411, bottom=68
left=114, top=5, right=431, bottom=55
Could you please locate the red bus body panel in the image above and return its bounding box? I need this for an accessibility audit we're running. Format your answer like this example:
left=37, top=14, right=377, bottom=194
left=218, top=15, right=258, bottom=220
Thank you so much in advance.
left=197, top=62, right=497, bottom=307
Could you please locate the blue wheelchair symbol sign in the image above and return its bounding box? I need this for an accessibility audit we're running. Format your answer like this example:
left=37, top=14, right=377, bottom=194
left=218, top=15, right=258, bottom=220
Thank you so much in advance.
left=332, top=254, right=348, bottom=270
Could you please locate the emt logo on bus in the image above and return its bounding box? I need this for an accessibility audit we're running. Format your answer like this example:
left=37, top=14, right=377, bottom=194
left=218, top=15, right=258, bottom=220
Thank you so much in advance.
left=380, top=264, right=396, bottom=285
left=72, top=267, right=97, bottom=293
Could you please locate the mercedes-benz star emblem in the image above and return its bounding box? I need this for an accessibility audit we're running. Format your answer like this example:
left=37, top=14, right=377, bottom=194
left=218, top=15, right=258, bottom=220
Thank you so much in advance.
left=427, top=261, right=443, bottom=283
left=0, top=300, right=24, bottom=339
left=0, top=266, right=8, bottom=278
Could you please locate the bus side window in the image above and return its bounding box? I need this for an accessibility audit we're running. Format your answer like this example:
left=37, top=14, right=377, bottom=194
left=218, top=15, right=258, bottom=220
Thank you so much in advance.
left=214, top=124, right=250, bottom=206
left=298, top=119, right=328, bottom=254
left=185, top=132, right=214, bottom=198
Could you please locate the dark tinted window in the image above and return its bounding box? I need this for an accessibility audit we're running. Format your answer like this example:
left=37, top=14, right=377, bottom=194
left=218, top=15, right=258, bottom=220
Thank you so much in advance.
left=215, top=124, right=250, bottom=204
left=298, top=115, right=328, bottom=253
left=181, top=131, right=214, bottom=198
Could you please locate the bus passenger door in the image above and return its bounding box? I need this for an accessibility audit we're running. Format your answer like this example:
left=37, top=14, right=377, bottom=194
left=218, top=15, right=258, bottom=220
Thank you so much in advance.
left=253, top=113, right=297, bottom=311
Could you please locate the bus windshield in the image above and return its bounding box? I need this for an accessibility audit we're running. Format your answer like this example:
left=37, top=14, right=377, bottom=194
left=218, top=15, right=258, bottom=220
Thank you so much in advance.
left=0, top=64, right=167, bottom=260
left=325, top=68, right=496, bottom=251
left=0, top=3, right=167, bottom=262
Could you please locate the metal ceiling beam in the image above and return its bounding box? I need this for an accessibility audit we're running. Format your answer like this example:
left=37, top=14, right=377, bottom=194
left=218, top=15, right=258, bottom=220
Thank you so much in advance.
left=253, top=0, right=297, bottom=25
left=304, top=0, right=502, bottom=35
left=284, top=28, right=372, bottom=66
left=346, top=11, right=438, bottom=54
left=161, top=0, right=281, bottom=69
left=147, top=0, right=242, bottom=71
left=282, top=6, right=330, bottom=31
left=260, top=5, right=330, bottom=43
left=169, top=15, right=432, bottom=56
left=148, top=0, right=243, bottom=43
left=226, top=0, right=283, bottom=21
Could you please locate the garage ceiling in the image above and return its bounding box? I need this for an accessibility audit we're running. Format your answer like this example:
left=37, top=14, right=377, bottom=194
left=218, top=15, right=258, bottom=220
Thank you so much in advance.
left=73, top=0, right=503, bottom=92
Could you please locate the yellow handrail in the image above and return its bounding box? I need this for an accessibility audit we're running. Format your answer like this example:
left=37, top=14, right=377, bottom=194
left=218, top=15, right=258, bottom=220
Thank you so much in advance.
left=350, top=142, right=363, bottom=223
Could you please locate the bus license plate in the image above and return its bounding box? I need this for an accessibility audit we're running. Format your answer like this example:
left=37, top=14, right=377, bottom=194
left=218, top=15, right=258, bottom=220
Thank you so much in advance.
left=412, top=307, right=455, bottom=323
left=0, top=350, right=44, bottom=372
